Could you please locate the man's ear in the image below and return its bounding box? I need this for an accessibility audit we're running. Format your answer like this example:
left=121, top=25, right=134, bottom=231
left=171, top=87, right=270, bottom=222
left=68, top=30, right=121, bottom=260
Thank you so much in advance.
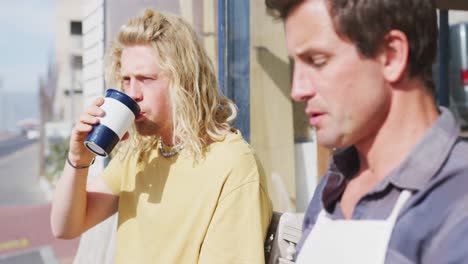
left=378, top=30, right=409, bottom=83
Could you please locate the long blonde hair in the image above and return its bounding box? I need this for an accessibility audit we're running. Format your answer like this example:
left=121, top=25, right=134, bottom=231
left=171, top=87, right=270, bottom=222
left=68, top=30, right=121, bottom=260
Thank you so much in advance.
left=106, top=9, right=237, bottom=161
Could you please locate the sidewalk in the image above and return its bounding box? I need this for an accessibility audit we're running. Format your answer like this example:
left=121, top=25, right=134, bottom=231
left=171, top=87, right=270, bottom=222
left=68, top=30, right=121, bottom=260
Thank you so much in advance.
left=0, top=204, right=79, bottom=263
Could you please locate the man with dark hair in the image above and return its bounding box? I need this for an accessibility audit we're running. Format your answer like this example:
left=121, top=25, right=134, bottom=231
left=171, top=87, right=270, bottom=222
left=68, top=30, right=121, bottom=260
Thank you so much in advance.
left=266, top=0, right=468, bottom=263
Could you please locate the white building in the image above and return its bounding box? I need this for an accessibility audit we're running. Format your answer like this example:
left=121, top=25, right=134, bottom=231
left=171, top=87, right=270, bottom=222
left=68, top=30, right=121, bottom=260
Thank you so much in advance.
left=55, top=0, right=84, bottom=125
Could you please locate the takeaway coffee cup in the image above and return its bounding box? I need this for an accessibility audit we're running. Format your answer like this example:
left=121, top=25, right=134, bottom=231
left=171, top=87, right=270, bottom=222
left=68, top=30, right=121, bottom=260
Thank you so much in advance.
left=84, top=89, right=140, bottom=157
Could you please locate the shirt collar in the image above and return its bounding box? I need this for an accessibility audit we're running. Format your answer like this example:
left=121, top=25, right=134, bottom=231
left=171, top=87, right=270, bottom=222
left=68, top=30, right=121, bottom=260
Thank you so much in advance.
left=322, top=147, right=359, bottom=211
left=389, top=107, right=460, bottom=190
left=321, top=107, right=460, bottom=210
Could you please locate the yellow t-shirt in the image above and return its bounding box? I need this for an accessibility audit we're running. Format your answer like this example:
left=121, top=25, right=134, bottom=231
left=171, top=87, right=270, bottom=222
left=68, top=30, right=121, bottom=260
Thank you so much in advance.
left=101, top=132, right=272, bottom=263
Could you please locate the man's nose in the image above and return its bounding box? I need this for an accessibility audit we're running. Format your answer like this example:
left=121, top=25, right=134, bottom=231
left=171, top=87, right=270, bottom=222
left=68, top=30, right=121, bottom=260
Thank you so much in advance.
left=290, top=64, right=316, bottom=102
left=126, top=80, right=143, bottom=102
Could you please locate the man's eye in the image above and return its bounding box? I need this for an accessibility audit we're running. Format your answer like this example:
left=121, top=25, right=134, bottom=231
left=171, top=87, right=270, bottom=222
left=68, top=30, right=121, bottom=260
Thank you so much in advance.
left=307, top=56, right=327, bottom=67
left=143, top=77, right=155, bottom=83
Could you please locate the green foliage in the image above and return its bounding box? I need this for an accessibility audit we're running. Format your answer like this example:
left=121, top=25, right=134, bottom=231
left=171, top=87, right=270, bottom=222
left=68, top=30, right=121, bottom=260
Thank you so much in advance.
left=45, top=137, right=69, bottom=184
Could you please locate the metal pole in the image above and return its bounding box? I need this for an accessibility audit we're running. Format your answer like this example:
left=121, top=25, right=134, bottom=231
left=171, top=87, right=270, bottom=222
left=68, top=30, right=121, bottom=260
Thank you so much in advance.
left=218, top=0, right=226, bottom=96
left=218, top=0, right=250, bottom=142
left=438, top=10, right=450, bottom=107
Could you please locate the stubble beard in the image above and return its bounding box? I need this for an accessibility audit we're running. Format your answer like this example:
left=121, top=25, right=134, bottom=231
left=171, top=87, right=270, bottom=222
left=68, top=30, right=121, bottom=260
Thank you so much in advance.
left=135, top=120, right=159, bottom=136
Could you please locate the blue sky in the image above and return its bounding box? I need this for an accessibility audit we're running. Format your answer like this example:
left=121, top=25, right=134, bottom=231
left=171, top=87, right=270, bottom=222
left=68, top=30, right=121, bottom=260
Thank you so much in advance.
left=0, top=0, right=55, bottom=94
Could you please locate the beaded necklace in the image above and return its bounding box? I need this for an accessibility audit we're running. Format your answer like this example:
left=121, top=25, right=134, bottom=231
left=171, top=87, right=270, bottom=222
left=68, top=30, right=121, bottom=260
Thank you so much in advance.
left=158, top=138, right=183, bottom=158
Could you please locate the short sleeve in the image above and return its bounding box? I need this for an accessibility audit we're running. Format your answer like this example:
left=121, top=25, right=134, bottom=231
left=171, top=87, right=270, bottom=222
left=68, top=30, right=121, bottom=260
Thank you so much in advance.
left=198, top=149, right=272, bottom=263
left=198, top=180, right=272, bottom=264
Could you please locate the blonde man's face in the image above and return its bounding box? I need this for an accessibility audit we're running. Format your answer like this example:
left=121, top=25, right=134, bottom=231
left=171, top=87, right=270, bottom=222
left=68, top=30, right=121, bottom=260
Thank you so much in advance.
left=120, top=44, right=172, bottom=137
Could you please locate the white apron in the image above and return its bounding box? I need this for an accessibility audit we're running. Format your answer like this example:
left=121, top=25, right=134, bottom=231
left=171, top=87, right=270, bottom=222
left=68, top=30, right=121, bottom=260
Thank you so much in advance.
left=296, top=190, right=411, bottom=264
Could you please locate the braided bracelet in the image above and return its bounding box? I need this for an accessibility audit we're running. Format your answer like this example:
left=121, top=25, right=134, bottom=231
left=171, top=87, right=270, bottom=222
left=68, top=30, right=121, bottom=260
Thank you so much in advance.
left=66, top=154, right=95, bottom=169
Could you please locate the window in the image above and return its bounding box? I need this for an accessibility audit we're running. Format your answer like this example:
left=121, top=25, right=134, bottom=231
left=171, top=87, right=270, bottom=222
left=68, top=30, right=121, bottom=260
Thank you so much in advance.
left=70, top=21, right=82, bottom=35
left=71, top=55, right=83, bottom=69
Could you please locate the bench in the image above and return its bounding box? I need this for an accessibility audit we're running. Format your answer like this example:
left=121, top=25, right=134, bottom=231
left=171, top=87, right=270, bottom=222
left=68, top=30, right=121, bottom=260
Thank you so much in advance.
left=264, top=212, right=304, bottom=264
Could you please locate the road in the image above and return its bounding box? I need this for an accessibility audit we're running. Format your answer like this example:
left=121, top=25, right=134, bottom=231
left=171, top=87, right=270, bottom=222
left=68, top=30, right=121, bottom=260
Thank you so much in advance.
left=0, top=135, right=37, bottom=159
left=0, top=139, right=79, bottom=263
left=0, top=140, right=45, bottom=205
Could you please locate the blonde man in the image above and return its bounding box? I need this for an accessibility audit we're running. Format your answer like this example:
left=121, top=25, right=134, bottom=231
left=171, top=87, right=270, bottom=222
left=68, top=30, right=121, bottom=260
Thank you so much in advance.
left=51, top=9, right=272, bottom=263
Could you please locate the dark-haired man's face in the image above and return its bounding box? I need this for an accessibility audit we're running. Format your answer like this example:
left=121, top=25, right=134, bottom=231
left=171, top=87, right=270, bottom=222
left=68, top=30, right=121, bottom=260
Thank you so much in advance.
left=285, top=0, right=391, bottom=149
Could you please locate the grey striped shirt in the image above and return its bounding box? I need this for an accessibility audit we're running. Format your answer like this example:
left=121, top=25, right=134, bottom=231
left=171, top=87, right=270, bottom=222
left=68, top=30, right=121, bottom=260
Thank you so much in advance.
left=298, top=108, right=468, bottom=263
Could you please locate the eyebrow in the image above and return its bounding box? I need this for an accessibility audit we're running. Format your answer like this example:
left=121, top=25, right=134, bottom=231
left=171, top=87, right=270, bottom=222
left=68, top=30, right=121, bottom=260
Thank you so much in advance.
left=121, top=73, right=159, bottom=79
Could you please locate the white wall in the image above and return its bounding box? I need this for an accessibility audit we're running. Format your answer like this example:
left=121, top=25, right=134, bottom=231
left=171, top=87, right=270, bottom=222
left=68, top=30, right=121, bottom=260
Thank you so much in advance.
left=294, top=140, right=318, bottom=212
left=449, top=10, right=468, bottom=24
left=82, top=0, right=106, bottom=178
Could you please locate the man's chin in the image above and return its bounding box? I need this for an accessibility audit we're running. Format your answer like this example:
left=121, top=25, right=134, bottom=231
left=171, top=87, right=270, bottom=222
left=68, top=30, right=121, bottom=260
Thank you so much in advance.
left=318, top=138, right=352, bottom=150
left=316, top=132, right=346, bottom=149
left=135, top=125, right=157, bottom=136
